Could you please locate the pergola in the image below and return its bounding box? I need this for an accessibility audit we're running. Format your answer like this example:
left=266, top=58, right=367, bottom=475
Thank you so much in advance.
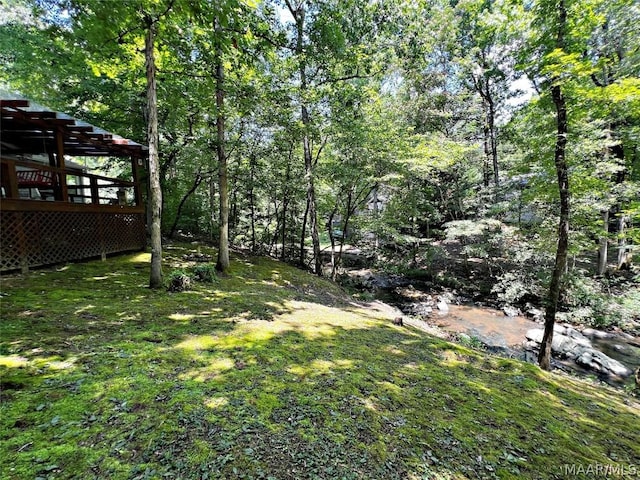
left=1, top=97, right=148, bottom=272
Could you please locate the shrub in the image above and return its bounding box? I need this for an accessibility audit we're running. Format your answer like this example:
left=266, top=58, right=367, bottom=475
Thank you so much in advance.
left=193, top=264, right=217, bottom=283
left=561, top=272, right=640, bottom=328
left=167, top=269, right=191, bottom=292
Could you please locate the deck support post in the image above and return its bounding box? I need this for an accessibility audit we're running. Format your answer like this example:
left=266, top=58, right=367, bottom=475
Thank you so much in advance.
left=55, top=129, right=68, bottom=202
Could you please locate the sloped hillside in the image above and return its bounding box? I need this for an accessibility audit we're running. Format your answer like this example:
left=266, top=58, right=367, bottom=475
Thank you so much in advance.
left=1, top=244, right=638, bottom=479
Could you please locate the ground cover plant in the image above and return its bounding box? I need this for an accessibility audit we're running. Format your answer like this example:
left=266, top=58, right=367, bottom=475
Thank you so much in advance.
left=1, top=244, right=639, bottom=479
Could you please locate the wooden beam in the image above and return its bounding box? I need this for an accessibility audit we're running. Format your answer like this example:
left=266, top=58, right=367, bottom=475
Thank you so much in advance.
left=0, top=100, right=29, bottom=108
left=131, top=155, right=143, bottom=206
left=1, top=159, right=19, bottom=199
left=55, top=128, right=69, bottom=202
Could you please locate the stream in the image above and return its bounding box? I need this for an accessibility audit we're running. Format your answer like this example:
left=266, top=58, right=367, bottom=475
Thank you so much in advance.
left=375, top=283, right=640, bottom=388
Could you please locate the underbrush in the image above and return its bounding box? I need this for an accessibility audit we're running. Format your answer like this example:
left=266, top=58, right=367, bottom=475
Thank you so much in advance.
left=389, top=220, right=640, bottom=330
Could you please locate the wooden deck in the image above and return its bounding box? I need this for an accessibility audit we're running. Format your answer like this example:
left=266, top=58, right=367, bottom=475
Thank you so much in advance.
left=1, top=97, right=148, bottom=273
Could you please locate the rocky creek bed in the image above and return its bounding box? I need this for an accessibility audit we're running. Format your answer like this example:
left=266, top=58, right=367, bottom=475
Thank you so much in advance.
left=344, top=269, right=640, bottom=389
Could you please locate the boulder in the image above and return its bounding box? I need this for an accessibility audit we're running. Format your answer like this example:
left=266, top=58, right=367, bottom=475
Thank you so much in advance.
left=405, top=303, right=433, bottom=318
left=525, top=329, right=589, bottom=357
left=503, top=305, right=520, bottom=317
left=436, top=299, right=449, bottom=314
left=574, top=349, right=631, bottom=377
left=525, top=328, right=631, bottom=377
left=525, top=307, right=545, bottom=322
left=581, top=328, right=614, bottom=340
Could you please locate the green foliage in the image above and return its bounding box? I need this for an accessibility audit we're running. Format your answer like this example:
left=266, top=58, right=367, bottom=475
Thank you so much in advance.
left=167, top=268, right=191, bottom=292
left=193, top=264, right=217, bottom=283
left=493, top=271, right=538, bottom=305
left=562, top=272, right=640, bottom=328
left=456, top=334, right=486, bottom=351
left=1, top=0, right=638, bottom=341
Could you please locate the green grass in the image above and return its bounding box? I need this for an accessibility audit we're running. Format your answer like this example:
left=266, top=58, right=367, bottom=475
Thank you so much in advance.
left=1, top=243, right=638, bottom=479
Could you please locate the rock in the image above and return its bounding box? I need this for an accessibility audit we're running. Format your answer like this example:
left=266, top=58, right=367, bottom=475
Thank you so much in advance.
left=581, top=328, right=614, bottom=340
left=523, top=340, right=539, bottom=350
left=182, top=253, right=213, bottom=262
left=525, top=307, right=545, bottom=322
left=525, top=328, right=591, bottom=355
left=554, top=324, right=590, bottom=343
left=405, top=303, right=433, bottom=318
left=525, top=328, right=631, bottom=377
left=439, top=292, right=456, bottom=304
left=503, top=305, right=520, bottom=317
left=574, top=349, right=631, bottom=377
left=436, top=299, right=449, bottom=314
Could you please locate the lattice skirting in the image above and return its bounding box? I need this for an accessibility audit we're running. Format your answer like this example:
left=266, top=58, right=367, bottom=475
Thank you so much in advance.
left=1, top=210, right=146, bottom=272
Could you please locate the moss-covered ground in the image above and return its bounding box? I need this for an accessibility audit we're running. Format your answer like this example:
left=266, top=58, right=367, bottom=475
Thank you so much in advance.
left=1, top=244, right=638, bottom=479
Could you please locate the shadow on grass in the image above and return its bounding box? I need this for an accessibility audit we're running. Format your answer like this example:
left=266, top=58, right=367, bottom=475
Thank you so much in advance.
left=1, top=246, right=639, bottom=479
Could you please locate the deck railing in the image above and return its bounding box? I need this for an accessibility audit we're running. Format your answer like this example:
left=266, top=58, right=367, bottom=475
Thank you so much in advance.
left=1, top=158, right=146, bottom=272
left=1, top=157, right=142, bottom=207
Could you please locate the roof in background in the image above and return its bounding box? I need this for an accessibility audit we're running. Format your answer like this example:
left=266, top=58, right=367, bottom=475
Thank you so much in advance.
left=0, top=93, right=148, bottom=158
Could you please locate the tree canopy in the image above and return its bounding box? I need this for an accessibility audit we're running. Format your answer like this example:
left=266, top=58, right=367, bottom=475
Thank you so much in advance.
left=1, top=0, right=638, bottom=345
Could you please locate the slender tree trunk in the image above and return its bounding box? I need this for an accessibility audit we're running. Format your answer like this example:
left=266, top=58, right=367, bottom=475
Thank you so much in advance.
left=209, top=175, right=216, bottom=242
left=145, top=19, right=163, bottom=289
left=231, top=185, right=238, bottom=233
left=538, top=2, right=570, bottom=369
left=169, top=173, right=203, bottom=238
left=597, top=209, right=609, bottom=275
left=334, top=192, right=354, bottom=281
left=262, top=201, right=272, bottom=252
left=328, top=205, right=337, bottom=279
left=280, top=163, right=291, bottom=260
left=288, top=3, right=321, bottom=275
left=372, top=186, right=380, bottom=251
left=269, top=200, right=281, bottom=257
left=488, top=97, right=499, bottom=188
left=538, top=81, right=569, bottom=370
left=303, top=123, right=321, bottom=274
left=617, top=214, right=630, bottom=269
left=477, top=72, right=498, bottom=191
left=299, top=197, right=309, bottom=267
left=482, top=96, right=491, bottom=188
left=249, top=154, right=257, bottom=252
left=215, top=19, right=229, bottom=274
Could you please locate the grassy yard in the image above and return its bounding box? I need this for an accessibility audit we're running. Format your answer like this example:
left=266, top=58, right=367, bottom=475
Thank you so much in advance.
left=1, top=244, right=638, bottom=480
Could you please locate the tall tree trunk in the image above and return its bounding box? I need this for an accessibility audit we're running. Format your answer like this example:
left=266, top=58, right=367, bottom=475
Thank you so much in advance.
left=617, top=214, right=630, bottom=269
left=269, top=200, right=281, bottom=257
left=488, top=96, right=499, bottom=188
left=145, top=18, right=163, bottom=289
left=281, top=164, right=291, bottom=261
left=482, top=98, right=491, bottom=188
left=333, top=192, right=354, bottom=281
left=538, top=0, right=570, bottom=371
left=372, top=186, right=380, bottom=251
left=288, top=2, right=321, bottom=275
left=328, top=205, right=337, bottom=279
left=476, top=69, right=498, bottom=191
left=597, top=209, right=609, bottom=275
left=299, top=197, right=309, bottom=267
left=209, top=175, right=216, bottom=242
left=303, top=120, right=321, bottom=274
left=249, top=154, right=257, bottom=252
left=169, top=174, right=203, bottom=238
left=215, top=19, right=229, bottom=274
